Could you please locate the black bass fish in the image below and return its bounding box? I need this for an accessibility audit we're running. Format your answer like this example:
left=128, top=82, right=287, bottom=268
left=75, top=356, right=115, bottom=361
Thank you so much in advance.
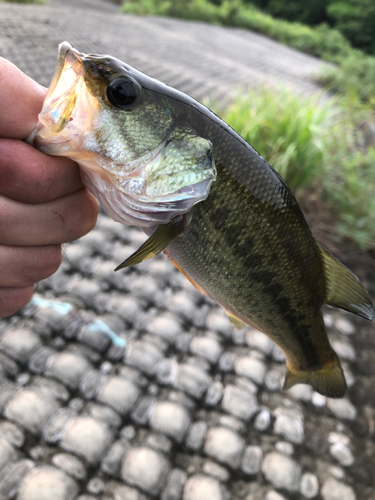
left=28, top=42, right=374, bottom=398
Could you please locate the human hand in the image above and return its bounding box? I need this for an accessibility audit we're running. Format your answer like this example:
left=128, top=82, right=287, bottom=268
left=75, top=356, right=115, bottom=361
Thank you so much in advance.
left=0, top=58, right=98, bottom=317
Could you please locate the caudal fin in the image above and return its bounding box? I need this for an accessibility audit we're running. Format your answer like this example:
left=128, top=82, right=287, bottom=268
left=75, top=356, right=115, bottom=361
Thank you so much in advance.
left=317, top=242, right=374, bottom=321
left=283, top=351, right=347, bottom=398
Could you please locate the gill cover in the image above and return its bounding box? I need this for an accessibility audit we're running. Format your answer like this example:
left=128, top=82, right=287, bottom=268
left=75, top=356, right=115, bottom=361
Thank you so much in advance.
left=28, top=42, right=217, bottom=227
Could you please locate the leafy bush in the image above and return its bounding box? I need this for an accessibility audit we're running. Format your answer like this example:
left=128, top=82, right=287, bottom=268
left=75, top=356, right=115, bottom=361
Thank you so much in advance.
left=327, top=0, right=375, bottom=55
left=318, top=51, right=375, bottom=102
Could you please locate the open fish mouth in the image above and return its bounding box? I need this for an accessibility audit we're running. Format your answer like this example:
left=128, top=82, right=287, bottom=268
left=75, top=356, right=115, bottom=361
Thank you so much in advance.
left=28, top=42, right=217, bottom=227
left=27, top=42, right=95, bottom=154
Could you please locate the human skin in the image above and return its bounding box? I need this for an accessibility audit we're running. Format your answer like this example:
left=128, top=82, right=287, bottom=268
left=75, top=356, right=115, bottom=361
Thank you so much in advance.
left=0, top=58, right=98, bottom=317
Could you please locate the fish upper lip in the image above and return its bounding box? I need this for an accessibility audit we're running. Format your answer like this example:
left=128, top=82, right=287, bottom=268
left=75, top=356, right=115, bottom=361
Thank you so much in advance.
left=46, top=41, right=83, bottom=101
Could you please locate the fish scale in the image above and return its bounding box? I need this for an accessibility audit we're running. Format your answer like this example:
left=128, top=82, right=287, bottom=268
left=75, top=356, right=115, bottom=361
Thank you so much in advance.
left=29, top=42, right=374, bottom=398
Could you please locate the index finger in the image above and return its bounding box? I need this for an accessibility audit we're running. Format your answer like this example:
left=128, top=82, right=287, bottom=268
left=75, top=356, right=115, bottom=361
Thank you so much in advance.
left=0, top=58, right=46, bottom=139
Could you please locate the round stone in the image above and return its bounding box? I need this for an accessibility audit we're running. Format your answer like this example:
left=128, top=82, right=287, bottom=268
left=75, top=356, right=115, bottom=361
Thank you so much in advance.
left=5, top=389, right=59, bottom=435
left=264, top=370, right=283, bottom=391
left=101, top=440, right=128, bottom=476
left=121, top=447, right=170, bottom=495
left=87, top=477, right=105, bottom=494
left=218, top=352, right=236, bottom=372
left=162, top=468, right=187, bottom=500
left=205, top=381, right=224, bottom=406
left=1, top=328, right=41, bottom=364
left=275, top=441, right=294, bottom=456
left=262, top=452, right=301, bottom=492
left=175, top=364, right=211, bottom=399
left=202, top=461, right=230, bottom=482
left=51, top=453, right=87, bottom=480
left=46, top=352, right=92, bottom=390
left=300, top=472, right=319, bottom=499
left=61, top=416, right=112, bottom=465
left=327, top=398, right=357, bottom=421
left=286, top=384, right=313, bottom=402
left=0, top=421, right=24, bottom=448
left=0, top=459, right=34, bottom=498
left=18, top=466, right=78, bottom=500
left=221, top=384, right=259, bottom=421
left=245, top=329, right=274, bottom=355
left=190, top=336, right=223, bottom=364
left=108, top=484, right=141, bottom=500
left=149, top=401, right=191, bottom=442
left=241, top=445, right=263, bottom=475
left=183, top=475, right=224, bottom=500
left=77, top=323, right=111, bottom=353
left=312, top=392, right=326, bottom=407
left=169, top=292, right=197, bottom=318
left=125, top=341, right=164, bottom=376
left=273, top=408, right=304, bottom=444
left=205, top=311, right=233, bottom=337
left=145, top=433, right=172, bottom=454
left=204, top=427, right=245, bottom=469
left=328, top=432, right=350, bottom=446
left=266, top=492, right=287, bottom=500
left=186, top=421, right=207, bottom=451
left=321, top=478, right=355, bottom=500
left=42, top=409, right=73, bottom=443
left=88, top=403, right=122, bottom=428
left=0, top=438, right=17, bottom=473
left=254, top=409, right=271, bottom=432
left=331, top=340, right=356, bottom=361
left=329, top=443, right=354, bottom=467
left=234, top=356, right=267, bottom=385
left=335, top=318, right=355, bottom=335
left=148, top=314, right=182, bottom=342
left=97, top=376, right=140, bottom=416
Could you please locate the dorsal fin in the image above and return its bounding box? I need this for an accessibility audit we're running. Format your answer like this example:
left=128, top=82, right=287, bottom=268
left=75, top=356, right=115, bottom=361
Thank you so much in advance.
left=115, top=215, right=185, bottom=271
left=317, top=242, right=374, bottom=320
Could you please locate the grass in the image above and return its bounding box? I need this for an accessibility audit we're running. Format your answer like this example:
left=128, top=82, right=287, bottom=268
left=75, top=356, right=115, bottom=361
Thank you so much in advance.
left=214, top=87, right=375, bottom=249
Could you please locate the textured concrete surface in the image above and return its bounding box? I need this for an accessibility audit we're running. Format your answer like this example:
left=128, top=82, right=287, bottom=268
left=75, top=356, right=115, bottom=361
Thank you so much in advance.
left=0, top=1, right=374, bottom=500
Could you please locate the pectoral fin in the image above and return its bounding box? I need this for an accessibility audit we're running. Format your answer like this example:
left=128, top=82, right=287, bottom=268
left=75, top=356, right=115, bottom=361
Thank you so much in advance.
left=283, top=351, right=347, bottom=398
left=317, top=242, right=375, bottom=320
left=115, top=215, right=185, bottom=271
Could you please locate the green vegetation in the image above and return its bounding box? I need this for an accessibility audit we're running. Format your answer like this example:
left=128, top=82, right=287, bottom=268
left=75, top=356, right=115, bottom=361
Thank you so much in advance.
left=215, top=87, right=375, bottom=249
left=122, top=0, right=375, bottom=102
left=250, top=0, right=375, bottom=55
left=220, top=88, right=330, bottom=192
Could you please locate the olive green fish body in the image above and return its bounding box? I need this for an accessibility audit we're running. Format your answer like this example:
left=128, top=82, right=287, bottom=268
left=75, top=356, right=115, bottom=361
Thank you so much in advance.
left=161, top=102, right=332, bottom=372
left=29, top=43, right=375, bottom=398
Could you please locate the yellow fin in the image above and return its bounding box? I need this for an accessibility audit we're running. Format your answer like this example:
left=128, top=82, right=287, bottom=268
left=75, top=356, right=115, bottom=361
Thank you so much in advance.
left=317, top=242, right=374, bottom=320
left=225, top=311, right=247, bottom=330
left=115, top=215, right=185, bottom=271
left=283, top=352, right=347, bottom=398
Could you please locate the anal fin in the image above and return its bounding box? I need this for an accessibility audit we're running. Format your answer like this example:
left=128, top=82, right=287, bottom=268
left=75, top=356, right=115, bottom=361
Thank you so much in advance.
left=115, top=215, right=185, bottom=271
left=225, top=311, right=247, bottom=330
left=317, top=242, right=374, bottom=320
left=283, top=351, right=347, bottom=398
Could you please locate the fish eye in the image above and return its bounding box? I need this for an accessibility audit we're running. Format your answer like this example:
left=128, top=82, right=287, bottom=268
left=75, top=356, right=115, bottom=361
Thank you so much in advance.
left=106, top=77, right=138, bottom=109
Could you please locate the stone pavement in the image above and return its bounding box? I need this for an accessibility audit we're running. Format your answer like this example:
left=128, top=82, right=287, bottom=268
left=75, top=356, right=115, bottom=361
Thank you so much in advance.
left=0, top=1, right=374, bottom=500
